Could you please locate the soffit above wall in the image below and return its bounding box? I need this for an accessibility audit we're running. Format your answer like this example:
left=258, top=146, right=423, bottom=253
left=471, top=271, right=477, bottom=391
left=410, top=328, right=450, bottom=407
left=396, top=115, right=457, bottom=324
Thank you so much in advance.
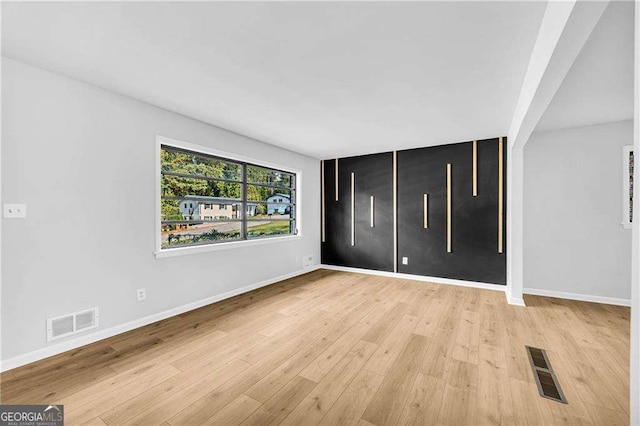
left=535, top=1, right=634, bottom=133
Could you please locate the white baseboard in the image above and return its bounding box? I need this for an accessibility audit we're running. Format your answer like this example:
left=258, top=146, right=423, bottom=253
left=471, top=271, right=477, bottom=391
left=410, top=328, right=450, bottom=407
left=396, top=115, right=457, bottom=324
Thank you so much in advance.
left=321, top=264, right=507, bottom=293
left=1, top=266, right=321, bottom=373
left=524, top=287, right=631, bottom=307
left=507, top=297, right=526, bottom=307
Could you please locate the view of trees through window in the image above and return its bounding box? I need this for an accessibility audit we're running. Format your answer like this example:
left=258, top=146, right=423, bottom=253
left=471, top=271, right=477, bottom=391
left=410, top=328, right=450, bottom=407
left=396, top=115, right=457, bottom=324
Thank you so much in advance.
left=160, top=145, right=296, bottom=248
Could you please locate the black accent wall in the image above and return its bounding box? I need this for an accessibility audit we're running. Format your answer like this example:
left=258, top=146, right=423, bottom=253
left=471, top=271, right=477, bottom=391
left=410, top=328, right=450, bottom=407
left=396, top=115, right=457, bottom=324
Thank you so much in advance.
left=321, top=137, right=507, bottom=285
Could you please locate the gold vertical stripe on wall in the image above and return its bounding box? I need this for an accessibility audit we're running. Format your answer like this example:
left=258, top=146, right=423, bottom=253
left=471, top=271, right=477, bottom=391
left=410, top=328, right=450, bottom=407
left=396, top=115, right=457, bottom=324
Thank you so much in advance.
left=447, top=163, right=452, bottom=253
left=472, top=140, right=478, bottom=196
left=423, top=193, right=429, bottom=228
left=335, top=159, right=339, bottom=201
left=393, top=151, right=398, bottom=272
left=321, top=160, right=326, bottom=243
left=351, top=172, right=355, bottom=246
left=498, top=137, right=504, bottom=254
left=370, top=195, right=375, bottom=228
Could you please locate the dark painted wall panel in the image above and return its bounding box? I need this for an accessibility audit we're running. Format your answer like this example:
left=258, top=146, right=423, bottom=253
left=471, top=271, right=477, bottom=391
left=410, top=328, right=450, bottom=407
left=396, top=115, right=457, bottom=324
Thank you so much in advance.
left=321, top=138, right=506, bottom=284
left=322, top=153, right=394, bottom=272
left=397, top=139, right=506, bottom=284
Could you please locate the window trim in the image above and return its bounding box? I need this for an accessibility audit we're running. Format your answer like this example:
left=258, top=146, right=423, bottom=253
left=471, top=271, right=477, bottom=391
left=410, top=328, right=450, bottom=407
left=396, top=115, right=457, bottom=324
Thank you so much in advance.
left=154, top=135, right=303, bottom=258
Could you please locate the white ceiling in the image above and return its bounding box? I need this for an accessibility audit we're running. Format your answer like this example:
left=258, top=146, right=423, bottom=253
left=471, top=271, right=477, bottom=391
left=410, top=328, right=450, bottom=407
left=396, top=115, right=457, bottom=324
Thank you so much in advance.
left=2, top=1, right=546, bottom=159
left=535, top=0, right=634, bottom=133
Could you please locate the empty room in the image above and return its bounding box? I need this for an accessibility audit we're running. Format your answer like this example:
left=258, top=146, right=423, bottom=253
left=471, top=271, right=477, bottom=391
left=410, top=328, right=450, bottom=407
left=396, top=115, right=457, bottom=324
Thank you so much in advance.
left=1, top=1, right=639, bottom=425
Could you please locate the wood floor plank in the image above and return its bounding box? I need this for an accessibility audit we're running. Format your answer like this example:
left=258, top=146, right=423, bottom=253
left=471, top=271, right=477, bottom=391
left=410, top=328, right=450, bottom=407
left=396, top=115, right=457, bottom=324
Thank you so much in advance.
left=583, top=401, right=629, bottom=426
left=420, top=326, right=459, bottom=380
left=170, top=330, right=267, bottom=372
left=120, top=359, right=250, bottom=425
left=477, top=344, right=514, bottom=425
left=318, top=369, right=385, bottom=426
left=240, top=376, right=317, bottom=426
left=3, top=365, right=118, bottom=404
left=299, top=302, right=390, bottom=382
left=363, top=314, right=418, bottom=375
left=237, top=309, right=336, bottom=365
left=202, top=394, right=262, bottom=426
left=85, top=416, right=108, bottom=426
left=361, top=302, right=409, bottom=344
left=396, top=372, right=445, bottom=426
left=165, top=315, right=347, bottom=425
left=280, top=340, right=378, bottom=426
left=245, top=300, right=376, bottom=403
left=436, top=359, right=479, bottom=426
left=507, top=377, right=556, bottom=426
left=479, top=302, right=507, bottom=348
left=109, top=329, right=228, bottom=374
left=100, top=359, right=246, bottom=424
left=361, top=334, right=430, bottom=426
left=65, top=365, right=181, bottom=424
left=413, top=297, right=446, bottom=337
left=452, top=310, right=480, bottom=364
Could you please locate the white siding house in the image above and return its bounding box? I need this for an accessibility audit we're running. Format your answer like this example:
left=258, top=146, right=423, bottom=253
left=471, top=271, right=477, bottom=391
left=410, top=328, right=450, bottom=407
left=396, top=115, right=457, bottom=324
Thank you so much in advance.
left=266, top=194, right=291, bottom=215
left=179, top=197, right=258, bottom=220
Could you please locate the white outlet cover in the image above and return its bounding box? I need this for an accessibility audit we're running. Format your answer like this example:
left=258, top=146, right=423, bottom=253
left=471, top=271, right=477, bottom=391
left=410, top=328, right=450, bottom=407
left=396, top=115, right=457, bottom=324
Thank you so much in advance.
left=402, top=257, right=409, bottom=265
left=4, top=204, right=26, bottom=218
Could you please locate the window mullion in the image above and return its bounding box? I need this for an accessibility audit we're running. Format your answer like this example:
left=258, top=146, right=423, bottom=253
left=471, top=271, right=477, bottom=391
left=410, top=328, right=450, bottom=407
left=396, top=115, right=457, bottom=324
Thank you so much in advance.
left=292, top=170, right=297, bottom=234
left=242, top=163, right=248, bottom=240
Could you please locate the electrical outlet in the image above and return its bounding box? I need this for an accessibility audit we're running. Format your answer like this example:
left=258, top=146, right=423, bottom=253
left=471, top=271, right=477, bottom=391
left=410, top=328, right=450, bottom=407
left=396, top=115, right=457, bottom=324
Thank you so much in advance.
left=137, top=288, right=146, bottom=301
left=303, top=255, right=314, bottom=268
left=4, top=204, right=26, bottom=218
left=402, top=257, right=409, bottom=265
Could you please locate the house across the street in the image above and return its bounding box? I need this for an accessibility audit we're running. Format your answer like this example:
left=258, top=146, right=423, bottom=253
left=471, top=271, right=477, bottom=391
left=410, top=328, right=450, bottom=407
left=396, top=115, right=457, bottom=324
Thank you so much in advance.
left=179, top=196, right=257, bottom=220
left=266, top=193, right=290, bottom=215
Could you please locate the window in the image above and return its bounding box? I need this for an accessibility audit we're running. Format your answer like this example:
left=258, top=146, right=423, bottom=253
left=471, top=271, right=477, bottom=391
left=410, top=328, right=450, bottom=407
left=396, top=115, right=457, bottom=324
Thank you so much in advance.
left=160, top=143, right=297, bottom=250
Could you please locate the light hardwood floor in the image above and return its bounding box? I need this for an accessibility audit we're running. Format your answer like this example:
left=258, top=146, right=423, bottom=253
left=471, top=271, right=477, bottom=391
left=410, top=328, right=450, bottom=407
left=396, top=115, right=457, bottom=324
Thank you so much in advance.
left=0, top=270, right=630, bottom=425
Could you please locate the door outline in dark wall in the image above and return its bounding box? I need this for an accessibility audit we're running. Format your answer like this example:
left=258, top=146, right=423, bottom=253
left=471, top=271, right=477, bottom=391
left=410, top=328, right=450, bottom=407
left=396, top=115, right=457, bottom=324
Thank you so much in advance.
left=321, top=153, right=394, bottom=272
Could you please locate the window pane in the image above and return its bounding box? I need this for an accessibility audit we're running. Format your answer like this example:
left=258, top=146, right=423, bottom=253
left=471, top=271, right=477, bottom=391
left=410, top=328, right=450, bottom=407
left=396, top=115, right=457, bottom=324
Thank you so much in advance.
left=161, top=222, right=242, bottom=248
left=161, top=147, right=242, bottom=181
left=247, top=219, right=293, bottom=239
left=162, top=175, right=242, bottom=199
left=246, top=185, right=293, bottom=204
left=247, top=166, right=293, bottom=188
left=161, top=199, right=242, bottom=221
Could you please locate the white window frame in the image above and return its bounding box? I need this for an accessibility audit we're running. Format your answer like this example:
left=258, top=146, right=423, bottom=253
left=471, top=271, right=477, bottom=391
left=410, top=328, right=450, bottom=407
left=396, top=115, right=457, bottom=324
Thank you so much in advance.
left=623, top=145, right=634, bottom=229
left=155, top=135, right=303, bottom=259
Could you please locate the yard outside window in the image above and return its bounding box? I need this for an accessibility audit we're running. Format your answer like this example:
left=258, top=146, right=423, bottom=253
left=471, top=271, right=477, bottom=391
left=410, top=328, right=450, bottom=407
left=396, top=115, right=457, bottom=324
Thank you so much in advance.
left=160, top=144, right=297, bottom=249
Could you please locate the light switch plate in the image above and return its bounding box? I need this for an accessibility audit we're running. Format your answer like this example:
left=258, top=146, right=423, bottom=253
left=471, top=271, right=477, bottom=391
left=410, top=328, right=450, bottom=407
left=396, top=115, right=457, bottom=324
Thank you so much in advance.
left=402, top=257, right=409, bottom=265
left=4, top=204, right=26, bottom=218
left=137, top=288, right=146, bottom=301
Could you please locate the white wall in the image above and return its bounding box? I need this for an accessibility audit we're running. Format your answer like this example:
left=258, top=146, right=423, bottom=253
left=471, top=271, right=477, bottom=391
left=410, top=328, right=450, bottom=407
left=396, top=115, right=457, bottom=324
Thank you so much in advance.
left=524, top=120, right=632, bottom=303
left=1, top=58, right=320, bottom=365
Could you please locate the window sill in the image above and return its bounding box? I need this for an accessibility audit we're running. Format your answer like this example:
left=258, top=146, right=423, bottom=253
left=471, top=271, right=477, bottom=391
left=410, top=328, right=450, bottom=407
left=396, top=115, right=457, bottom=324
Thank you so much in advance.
left=154, top=234, right=303, bottom=259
